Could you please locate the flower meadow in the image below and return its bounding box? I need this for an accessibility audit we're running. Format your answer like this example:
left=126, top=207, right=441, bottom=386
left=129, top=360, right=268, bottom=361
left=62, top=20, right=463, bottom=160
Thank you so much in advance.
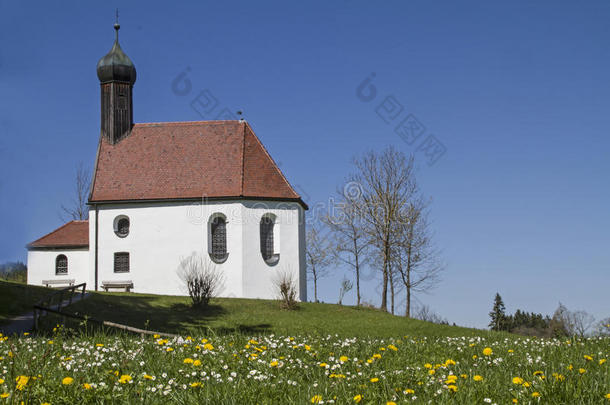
left=0, top=329, right=608, bottom=404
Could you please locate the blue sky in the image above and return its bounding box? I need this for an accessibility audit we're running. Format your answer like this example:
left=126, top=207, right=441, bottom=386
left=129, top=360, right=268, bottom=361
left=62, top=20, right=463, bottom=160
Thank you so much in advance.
left=1, top=0, right=608, bottom=328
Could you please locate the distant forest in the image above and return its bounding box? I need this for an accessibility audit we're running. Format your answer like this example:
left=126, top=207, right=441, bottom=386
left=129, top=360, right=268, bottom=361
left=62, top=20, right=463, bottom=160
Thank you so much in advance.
left=0, top=261, right=27, bottom=283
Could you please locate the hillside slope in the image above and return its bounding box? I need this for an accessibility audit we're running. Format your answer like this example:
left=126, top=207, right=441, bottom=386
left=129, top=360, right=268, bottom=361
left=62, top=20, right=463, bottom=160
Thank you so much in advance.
left=65, top=291, right=497, bottom=338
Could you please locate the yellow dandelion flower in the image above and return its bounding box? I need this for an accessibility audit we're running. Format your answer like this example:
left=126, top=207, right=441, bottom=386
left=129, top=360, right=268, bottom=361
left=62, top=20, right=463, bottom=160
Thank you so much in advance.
left=605, top=393, right=610, bottom=399
left=568, top=364, right=573, bottom=370
left=118, top=375, right=132, bottom=384
left=370, top=377, right=379, bottom=383
left=0, top=379, right=3, bottom=385
left=62, top=377, right=74, bottom=385
left=193, top=360, right=202, bottom=367
left=428, top=369, right=435, bottom=375
left=183, top=358, right=194, bottom=364
left=512, top=399, right=518, bottom=404
left=578, top=368, right=586, bottom=374
left=523, top=382, right=531, bottom=387
left=340, top=356, right=349, bottom=362
left=404, top=389, right=415, bottom=394
left=482, top=347, right=493, bottom=356
left=512, top=377, right=524, bottom=385
left=584, top=355, right=593, bottom=361
left=144, top=374, right=154, bottom=380
left=353, top=394, right=362, bottom=403
left=373, top=353, right=382, bottom=359
left=0, top=393, right=8, bottom=399
left=424, top=363, right=432, bottom=369
left=533, top=371, right=543, bottom=376
left=269, top=360, right=278, bottom=367
left=190, top=382, right=202, bottom=388
left=15, top=376, right=29, bottom=391
left=473, top=375, right=483, bottom=382
left=96, top=343, right=104, bottom=347
left=311, top=395, right=322, bottom=403
left=203, top=343, right=214, bottom=351
left=447, top=384, right=458, bottom=392
left=472, top=355, right=478, bottom=360
left=508, top=349, right=514, bottom=353
left=319, top=362, right=328, bottom=368
left=388, top=344, right=398, bottom=351
left=82, top=383, right=92, bottom=390
left=532, top=392, right=541, bottom=398
left=153, top=334, right=160, bottom=338
left=387, top=402, right=397, bottom=405
left=166, top=347, right=174, bottom=352
left=600, top=359, right=607, bottom=365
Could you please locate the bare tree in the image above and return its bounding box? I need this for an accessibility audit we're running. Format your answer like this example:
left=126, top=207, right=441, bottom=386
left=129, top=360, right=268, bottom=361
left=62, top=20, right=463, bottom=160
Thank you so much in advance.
left=571, top=310, right=595, bottom=337
left=349, top=147, right=417, bottom=312
left=593, top=317, right=610, bottom=336
left=414, top=304, right=448, bottom=324
left=306, top=224, right=333, bottom=303
left=324, top=193, right=369, bottom=306
left=60, top=162, right=91, bottom=221
left=393, top=197, right=444, bottom=318
left=177, top=252, right=224, bottom=307
left=337, top=277, right=353, bottom=305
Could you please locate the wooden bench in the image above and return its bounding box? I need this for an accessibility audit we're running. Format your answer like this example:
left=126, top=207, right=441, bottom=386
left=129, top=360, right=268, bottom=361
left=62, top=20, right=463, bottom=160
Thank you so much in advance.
left=42, top=279, right=75, bottom=288
left=101, top=280, right=134, bottom=292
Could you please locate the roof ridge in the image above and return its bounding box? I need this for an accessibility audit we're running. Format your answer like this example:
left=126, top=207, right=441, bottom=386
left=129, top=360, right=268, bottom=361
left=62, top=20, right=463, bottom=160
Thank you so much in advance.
left=133, top=120, right=241, bottom=127
left=240, top=122, right=246, bottom=196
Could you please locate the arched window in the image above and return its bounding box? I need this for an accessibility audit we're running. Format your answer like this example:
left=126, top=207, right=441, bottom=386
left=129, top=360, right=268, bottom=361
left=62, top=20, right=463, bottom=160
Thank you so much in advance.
left=114, top=215, right=130, bottom=237
left=209, top=215, right=228, bottom=263
left=260, top=214, right=279, bottom=265
left=55, top=254, right=68, bottom=275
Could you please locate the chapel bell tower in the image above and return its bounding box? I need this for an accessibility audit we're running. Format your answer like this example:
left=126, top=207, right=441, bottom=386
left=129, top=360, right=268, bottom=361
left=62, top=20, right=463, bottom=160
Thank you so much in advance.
left=96, top=21, right=137, bottom=144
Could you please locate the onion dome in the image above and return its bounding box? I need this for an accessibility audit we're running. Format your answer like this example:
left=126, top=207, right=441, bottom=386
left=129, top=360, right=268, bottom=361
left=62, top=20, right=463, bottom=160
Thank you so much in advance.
left=96, top=23, right=136, bottom=84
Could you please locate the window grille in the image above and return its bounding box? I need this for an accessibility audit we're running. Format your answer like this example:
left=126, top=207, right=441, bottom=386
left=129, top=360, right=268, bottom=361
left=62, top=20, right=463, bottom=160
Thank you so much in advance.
left=260, top=217, right=274, bottom=261
left=114, top=252, right=130, bottom=273
left=210, top=217, right=227, bottom=262
left=55, top=254, right=68, bottom=275
left=117, top=218, right=130, bottom=237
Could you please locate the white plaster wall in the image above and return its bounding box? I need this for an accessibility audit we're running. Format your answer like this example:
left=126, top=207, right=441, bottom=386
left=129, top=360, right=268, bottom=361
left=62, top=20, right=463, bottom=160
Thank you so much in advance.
left=89, top=200, right=306, bottom=300
left=27, top=249, right=89, bottom=287
left=240, top=201, right=306, bottom=301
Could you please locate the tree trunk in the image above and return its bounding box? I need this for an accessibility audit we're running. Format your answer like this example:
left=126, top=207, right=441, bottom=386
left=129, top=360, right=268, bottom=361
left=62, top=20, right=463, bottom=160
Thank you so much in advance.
left=406, top=284, right=411, bottom=318
left=380, top=244, right=389, bottom=312
left=354, top=239, right=361, bottom=307
left=313, top=266, right=318, bottom=303
left=389, top=261, right=395, bottom=315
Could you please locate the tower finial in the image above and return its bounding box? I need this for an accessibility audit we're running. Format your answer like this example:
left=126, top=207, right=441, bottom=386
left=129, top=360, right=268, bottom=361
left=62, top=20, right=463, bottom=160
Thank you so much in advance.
left=114, top=9, right=120, bottom=40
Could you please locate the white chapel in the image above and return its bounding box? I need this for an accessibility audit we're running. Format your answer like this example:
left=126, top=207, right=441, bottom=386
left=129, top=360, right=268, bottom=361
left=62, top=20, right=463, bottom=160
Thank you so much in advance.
left=26, top=23, right=307, bottom=301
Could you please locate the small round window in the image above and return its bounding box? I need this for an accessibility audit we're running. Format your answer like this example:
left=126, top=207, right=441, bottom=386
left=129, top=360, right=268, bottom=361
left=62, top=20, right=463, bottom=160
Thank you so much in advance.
left=114, top=216, right=130, bottom=238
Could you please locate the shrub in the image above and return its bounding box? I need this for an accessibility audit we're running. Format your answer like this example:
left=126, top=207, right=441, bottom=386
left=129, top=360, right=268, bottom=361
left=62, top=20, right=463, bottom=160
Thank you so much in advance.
left=274, top=271, right=298, bottom=310
left=177, top=253, right=224, bottom=307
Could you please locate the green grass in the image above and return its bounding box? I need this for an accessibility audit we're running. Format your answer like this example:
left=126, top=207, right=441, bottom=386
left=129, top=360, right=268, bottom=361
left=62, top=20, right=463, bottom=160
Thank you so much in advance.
left=63, top=290, right=494, bottom=338
left=0, top=280, right=54, bottom=324
left=1, top=330, right=608, bottom=403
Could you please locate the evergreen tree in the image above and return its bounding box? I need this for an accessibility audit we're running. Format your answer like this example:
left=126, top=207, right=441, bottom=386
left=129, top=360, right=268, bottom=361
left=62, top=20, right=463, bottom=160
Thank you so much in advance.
left=488, top=293, right=507, bottom=331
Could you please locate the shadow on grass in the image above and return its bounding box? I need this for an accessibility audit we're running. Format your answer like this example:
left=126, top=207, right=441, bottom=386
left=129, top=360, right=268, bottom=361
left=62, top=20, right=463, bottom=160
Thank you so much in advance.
left=37, top=293, right=274, bottom=336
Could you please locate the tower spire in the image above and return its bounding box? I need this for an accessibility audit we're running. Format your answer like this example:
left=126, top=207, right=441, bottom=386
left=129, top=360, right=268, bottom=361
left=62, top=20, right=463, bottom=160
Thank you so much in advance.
left=114, top=9, right=120, bottom=40
left=96, top=15, right=137, bottom=144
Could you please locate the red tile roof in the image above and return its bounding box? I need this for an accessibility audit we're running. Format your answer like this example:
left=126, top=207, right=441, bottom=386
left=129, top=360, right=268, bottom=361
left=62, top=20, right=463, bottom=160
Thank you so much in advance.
left=89, top=121, right=306, bottom=208
left=27, top=220, right=89, bottom=249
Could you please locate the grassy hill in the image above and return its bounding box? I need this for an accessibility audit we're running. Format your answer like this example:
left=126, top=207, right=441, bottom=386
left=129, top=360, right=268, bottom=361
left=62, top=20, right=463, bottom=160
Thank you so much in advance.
left=0, top=280, right=54, bottom=324
left=62, top=290, right=496, bottom=338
